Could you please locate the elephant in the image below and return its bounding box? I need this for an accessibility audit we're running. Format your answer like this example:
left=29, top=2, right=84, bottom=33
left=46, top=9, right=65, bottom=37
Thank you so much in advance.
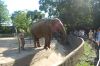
left=30, top=18, right=66, bottom=49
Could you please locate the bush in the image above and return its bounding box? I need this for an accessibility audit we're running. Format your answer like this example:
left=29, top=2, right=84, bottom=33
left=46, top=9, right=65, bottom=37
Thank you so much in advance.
left=76, top=41, right=96, bottom=66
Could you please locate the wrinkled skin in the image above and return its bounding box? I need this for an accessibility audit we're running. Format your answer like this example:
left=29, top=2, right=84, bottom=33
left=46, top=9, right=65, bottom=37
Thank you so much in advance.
left=30, top=18, right=66, bottom=49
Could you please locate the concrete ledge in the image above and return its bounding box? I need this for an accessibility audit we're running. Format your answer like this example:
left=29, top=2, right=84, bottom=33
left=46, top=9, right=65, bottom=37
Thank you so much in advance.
left=59, top=38, right=84, bottom=66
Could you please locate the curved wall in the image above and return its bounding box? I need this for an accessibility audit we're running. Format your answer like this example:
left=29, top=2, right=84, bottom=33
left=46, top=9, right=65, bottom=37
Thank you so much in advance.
left=59, top=36, right=84, bottom=66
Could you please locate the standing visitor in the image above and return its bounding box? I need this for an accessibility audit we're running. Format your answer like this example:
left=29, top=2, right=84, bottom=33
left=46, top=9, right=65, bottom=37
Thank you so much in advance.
left=88, top=29, right=93, bottom=40
left=79, top=29, right=85, bottom=38
left=18, top=30, right=25, bottom=50
left=95, top=28, right=100, bottom=60
left=96, top=28, right=100, bottom=46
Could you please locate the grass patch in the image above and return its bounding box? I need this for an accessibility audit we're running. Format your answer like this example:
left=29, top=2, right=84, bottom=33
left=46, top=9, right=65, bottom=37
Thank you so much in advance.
left=76, top=41, right=96, bottom=66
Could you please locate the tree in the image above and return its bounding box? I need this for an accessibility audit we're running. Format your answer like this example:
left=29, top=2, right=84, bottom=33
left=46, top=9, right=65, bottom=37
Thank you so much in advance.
left=27, top=10, right=45, bottom=22
left=39, top=0, right=93, bottom=29
left=0, top=0, right=9, bottom=26
left=11, top=11, right=31, bottom=32
left=11, top=10, right=45, bottom=33
left=92, top=0, right=100, bottom=29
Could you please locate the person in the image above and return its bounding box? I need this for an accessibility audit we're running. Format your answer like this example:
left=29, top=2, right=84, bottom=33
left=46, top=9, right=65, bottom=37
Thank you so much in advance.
left=79, top=29, right=85, bottom=38
left=93, top=29, right=96, bottom=41
left=95, top=28, right=100, bottom=60
left=74, top=30, right=79, bottom=36
left=18, top=30, right=25, bottom=50
left=88, top=29, right=93, bottom=40
left=96, top=28, right=100, bottom=46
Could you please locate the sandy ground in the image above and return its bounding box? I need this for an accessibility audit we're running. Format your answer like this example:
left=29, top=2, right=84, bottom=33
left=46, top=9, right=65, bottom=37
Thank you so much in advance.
left=30, top=40, right=67, bottom=66
left=0, top=37, right=34, bottom=64
left=0, top=37, right=69, bottom=66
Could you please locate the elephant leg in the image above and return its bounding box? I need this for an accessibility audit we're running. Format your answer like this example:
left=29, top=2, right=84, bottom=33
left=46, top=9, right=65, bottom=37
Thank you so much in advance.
left=44, top=36, right=51, bottom=49
left=34, top=40, right=37, bottom=48
left=34, top=38, right=37, bottom=48
left=36, top=38, right=41, bottom=47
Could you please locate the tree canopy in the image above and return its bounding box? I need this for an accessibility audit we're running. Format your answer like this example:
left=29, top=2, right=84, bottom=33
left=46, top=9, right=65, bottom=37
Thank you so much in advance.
left=1, top=0, right=100, bottom=33
left=92, top=0, right=100, bottom=29
left=39, top=0, right=93, bottom=29
left=27, top=10, right=45, bottom=22
left=11, top=10, right=45, bottom=33
left=0, top=0, right=9, bottom=26
left=11, top=11, right=31, bottom=32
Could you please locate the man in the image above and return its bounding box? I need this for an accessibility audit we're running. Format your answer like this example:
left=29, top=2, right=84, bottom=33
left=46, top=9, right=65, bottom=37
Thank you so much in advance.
left=96, top=28, right=100, bottom=46
left=18, top=30, right=25, bottom=50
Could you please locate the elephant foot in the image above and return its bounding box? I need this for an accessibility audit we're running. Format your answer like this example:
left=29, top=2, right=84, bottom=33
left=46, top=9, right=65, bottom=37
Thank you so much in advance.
left=44, top=46, right=50, bottom=50
left=34, top=45, right=37, bottom=48
left=34, top=45, right=41, bottom=48
left=37, top=44, right=41, bottom=47
left=47, top=45, right=50, bottom=49
left=44, top=46, right=48, bottom=49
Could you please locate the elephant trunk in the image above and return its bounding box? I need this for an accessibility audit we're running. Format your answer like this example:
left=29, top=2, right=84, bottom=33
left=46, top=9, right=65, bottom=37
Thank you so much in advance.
left=60, top=25, right=66, bottom=43
left=50, top=18, right=67, bottom=44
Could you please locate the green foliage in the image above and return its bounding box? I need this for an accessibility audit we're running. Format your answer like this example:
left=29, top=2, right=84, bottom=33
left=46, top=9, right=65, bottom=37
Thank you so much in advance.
left=0, top=0, right=9, bottom=25
left=11, top=11, right=31, bottom=32
left=39, top=0, right=59, bottom=17
left=27, top=10, right=45, bottom=22
left=92, top=0, right=100, bottom=29
left=39, top=0, right=93, bottom=29
left=76, top=41, right=96, bottom=66
left=11, top=10, right=45, bottom=33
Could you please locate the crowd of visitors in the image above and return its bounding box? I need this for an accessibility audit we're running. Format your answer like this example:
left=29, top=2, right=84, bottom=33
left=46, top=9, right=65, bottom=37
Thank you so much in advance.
left=72, top=28, right=100, bottom=47
left=71, top=27, right=100, bottom=63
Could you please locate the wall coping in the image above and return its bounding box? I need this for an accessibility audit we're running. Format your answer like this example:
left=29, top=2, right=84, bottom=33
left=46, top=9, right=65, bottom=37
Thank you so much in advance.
left=57, top=37, right=84, bottom=66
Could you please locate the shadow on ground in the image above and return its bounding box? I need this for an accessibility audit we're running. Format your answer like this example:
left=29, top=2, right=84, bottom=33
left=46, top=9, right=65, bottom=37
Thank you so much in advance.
left=0, top=34, right=83, bottom=66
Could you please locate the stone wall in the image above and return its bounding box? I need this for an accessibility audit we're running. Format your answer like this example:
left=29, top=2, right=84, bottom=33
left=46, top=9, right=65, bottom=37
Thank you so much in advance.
left=59, top=37, right=84, bottom=66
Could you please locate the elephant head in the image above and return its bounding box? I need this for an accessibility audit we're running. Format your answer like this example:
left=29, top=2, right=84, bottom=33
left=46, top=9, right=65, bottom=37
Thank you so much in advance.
left=49, top=18, right=66, bottom=44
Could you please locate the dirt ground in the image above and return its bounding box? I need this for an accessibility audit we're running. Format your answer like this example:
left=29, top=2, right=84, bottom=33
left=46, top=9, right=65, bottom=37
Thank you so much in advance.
left=0, top=35, right=79, bottom=66
left=0, top=37, right=69, bottom=66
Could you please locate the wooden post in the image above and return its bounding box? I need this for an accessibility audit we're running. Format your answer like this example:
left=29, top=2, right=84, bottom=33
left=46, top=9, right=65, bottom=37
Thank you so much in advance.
left=15, top=27, right=21, bottom=53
